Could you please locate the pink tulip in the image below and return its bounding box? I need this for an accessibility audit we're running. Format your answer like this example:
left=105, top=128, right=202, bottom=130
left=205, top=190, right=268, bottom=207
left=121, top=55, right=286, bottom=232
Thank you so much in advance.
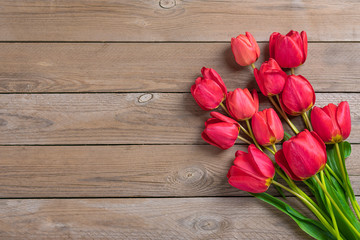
left=252, top=108, right=284, bottom=146
left=201, top=112, right=240, bottom=149
left=311, top=102, right=351, bottom=143
left=191, top=67, right=227, bottom=110
left=231, top=32, right=260, bottom=66
left=269, top=30, right=307, bottom=68
left=226, top=88, right=259, bottom=121
left=280, top=75, right=315, bottom=116
left=254, top=58, right=287, bottom=96
left=227, top=144, right=275, bottom=193
left=275, top=130, right=327, bottom=181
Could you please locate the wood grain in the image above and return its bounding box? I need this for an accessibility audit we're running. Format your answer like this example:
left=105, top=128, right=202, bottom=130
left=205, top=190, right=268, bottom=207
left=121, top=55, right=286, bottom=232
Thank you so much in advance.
left=0, top=93, right=358, bottom=145
left=0, top=145, right=359, bottom=198
left=0, top=197, right=313, bottom=239
left=0, top=0, right=358, bottom=41
left=0, top=43, right=359, bottom=93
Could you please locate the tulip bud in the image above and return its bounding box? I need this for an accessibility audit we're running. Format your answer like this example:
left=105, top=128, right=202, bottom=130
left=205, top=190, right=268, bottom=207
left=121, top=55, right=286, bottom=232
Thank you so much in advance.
left=252, top=108, right=284, bottom=146
left=275, top=130, right=327, bottom=181
left=231, top=32, right=260, bottom=66
left=269, top=30, right=307, bottom=68
left=311, top=102, right=351, bottom=144
left=191, top=67, right=227, bottom=111
left=227, top=144, right=275, bottom=193
left=201, top=112, right=240, bottom=149
left=226, top=88, right=259, bottom=121
left=280, top=75, right=315, bottom=116
left=254, top=58, right=287, bottom=96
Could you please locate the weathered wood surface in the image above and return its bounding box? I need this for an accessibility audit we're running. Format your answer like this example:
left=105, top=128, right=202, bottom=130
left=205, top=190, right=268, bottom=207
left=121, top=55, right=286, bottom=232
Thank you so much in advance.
left=0, top=43, right=359, bottom=93
left=0, top=197, right=313, bottom=239
left=0, top=145, right=359, bottom=198
left=0, top=0, right=358, bottom=42
left=0, top=93, right=358, bottom=145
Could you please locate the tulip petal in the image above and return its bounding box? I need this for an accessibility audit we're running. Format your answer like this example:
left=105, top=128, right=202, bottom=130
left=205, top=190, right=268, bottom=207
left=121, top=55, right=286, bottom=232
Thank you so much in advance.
left=227, top=165, right=270, bottom=193
left=269, top=32, right=280, bottom=59
left=252, top=112, right=272, bottom=146
left=248, top=145, right=275, bottom=178
left=254, top=68, right=267, bottom=96
left=210, top=112, right=239, bottom=125
left=246, top=32, right=260, bottom=58
left=311, top=106, right=339, bottom=143
left=252, top=89, right=259, bottom=112
left=300, top=31, right=308, bottom=62
left=191, top=78, right=225, bottom=110
left=266, top=108, right=284, bottom=143
left=275, top=149, right=303, bottom=181
left=201, top=67, right=227, bottom=94
left=337, top=101, right=351, bottom=140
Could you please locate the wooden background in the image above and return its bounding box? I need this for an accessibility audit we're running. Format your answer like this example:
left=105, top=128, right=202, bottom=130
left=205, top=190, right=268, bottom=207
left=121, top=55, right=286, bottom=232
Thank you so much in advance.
left=0, top=0, right=359, bottom=239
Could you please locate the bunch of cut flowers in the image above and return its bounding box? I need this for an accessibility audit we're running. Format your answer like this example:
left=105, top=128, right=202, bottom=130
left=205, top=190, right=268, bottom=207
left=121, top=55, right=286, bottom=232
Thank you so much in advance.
left=191, top=30, right=359, bottom=239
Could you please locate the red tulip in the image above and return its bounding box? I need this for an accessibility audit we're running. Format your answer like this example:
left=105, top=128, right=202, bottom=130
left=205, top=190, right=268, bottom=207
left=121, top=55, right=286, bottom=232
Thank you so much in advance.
left=226, top=88, right=259, bottom=121
left=311, top=102, right=351, bottom=144
left=254, top=58, right=287, bottom=96
left=275, top=130, right=327, bottom=181
left=191, top=67, right=227, bottom=111
left=202, top=112, right=240, bottom=149
left=227, top=144, right=275, bottom=193
left=252, top=108, right=284, bottom=146
left=231, top=32, right=260, bottom=66
left=269, top=30, right=307, bottom=68
left=280, top=75, right=315, bottom=116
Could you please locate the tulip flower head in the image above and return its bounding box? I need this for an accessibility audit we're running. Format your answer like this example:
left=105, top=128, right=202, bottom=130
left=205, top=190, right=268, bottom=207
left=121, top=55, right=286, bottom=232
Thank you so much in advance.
left=254, top=58, right=287, bottom=96
left=311, top=101, right=351, bottom=144
left=201, top=112, right=240, bottom=150
left=252, top=108, right=284, bottom=146
left=275, top=130, right=327, bottom=181
left=226, top=88, right=259, bottom=121
left=231, top=32, right=260, bottom=66
left=227, top=144, right=275, bottom=193
left=269, top=30, right=307, bottom=68
left=280, top=74, right=315, bottom=116
left=191, top=67, right=227, bottom=111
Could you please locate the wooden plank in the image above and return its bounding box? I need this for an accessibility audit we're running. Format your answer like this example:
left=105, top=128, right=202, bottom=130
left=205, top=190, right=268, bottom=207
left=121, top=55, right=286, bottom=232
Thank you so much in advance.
left=0, top=145, right=359, bottom=198
left=0, top=0, right=358, bottom=41
left=0, top=197, right=313, bottom=239
left=0, top=93, right=359, bottom=145
left=0, top=43, right=359, bottom=93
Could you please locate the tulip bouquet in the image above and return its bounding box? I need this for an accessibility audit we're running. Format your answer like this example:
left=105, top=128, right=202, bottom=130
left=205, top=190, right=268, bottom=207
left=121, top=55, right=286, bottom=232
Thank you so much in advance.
left=191, top=30, right=359, bottom=239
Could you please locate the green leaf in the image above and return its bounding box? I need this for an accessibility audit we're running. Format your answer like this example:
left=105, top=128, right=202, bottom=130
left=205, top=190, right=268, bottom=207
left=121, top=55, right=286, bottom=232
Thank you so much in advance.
left=252, top=193, right=336, bottom=240
left=342, top=141, right=351, bottom=159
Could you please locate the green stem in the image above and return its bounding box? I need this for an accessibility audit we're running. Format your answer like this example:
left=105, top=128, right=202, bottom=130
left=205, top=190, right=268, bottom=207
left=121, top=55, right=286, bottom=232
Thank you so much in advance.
left=335, top=143, right=360, bottom=220
left=276, top=169, right=324, bottom=216
left=237, top=135, right=252, bottom=145
left=272, top=180, right=340, bottom=238
left=263, top=146, right=275, bottom=155
left=321, top=171, right=340, bottom=239
left=325, top=164, right=344, bottom=189
left=314, top=174, right=360, bottom=238
left=219, top=102, right=251, bottom=137
left=219, top=102, right=230, bottom=115
left=302, top=111, right=313, bottom=131
left=251, top=63, right=256, bottom=70
left=291, top=68, right=295, bottom=75
left=272, top=144, right=277, bottom=153
left=245, top=119, right=262, bottom=151
left=269, top=95, right=299, bottom=134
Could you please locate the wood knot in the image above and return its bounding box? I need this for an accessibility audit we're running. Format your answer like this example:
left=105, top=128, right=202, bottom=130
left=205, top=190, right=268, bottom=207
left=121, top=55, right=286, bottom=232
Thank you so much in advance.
left=159, top=0, right=176, bottom=9
left=177, top=166, right=205, bottom=184
left=137, top=93, right=153, bottom=103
